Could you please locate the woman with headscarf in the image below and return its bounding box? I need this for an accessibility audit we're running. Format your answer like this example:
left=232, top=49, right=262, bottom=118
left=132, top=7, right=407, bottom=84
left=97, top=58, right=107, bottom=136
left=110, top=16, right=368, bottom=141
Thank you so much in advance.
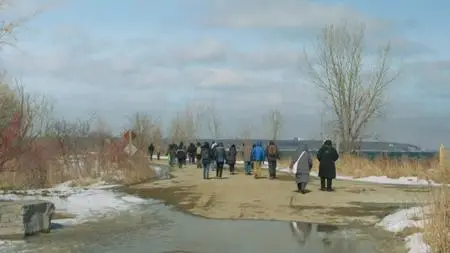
left=289, top=144, right=313, bottom=194
left=317, top=140, right=339, bottom=191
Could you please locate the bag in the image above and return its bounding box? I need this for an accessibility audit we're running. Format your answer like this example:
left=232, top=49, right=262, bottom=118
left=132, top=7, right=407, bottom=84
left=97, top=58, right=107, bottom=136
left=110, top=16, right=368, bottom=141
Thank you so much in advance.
left=196, top=146, right=202, bottom=155
left=176, top=149, right=186, bottom=159
left=268, top=145, right=277, bottom=156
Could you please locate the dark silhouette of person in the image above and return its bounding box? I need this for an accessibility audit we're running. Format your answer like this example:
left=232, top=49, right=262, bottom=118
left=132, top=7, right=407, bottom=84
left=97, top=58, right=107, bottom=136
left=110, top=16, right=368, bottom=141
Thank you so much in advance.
left=317, top=140, right=339, bottom=191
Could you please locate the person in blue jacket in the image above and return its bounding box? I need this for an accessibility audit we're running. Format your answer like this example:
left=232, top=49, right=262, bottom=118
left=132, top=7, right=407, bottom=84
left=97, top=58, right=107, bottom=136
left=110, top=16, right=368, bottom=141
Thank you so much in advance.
left=251, top=141, right=265, bottom=179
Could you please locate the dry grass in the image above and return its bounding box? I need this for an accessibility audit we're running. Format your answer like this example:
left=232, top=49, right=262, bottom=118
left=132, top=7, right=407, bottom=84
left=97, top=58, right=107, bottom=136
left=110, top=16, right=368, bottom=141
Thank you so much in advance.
left=0, top=141, right=156, bottom=190
left=336, top=154, right=450, bottom=183
left=423, top=185, right=450, bottom=253
left=280, top=154, right=450, bottom=184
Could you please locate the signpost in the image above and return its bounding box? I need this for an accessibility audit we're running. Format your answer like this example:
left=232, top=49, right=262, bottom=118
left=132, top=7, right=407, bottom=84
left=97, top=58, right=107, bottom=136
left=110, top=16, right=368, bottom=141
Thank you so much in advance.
left=123, top=130, right=137, bottom=156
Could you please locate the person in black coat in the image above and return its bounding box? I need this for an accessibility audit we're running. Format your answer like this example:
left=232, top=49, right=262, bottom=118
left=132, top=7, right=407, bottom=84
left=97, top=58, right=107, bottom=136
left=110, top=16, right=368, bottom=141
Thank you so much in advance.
left=187, top=142, right=196, bottom=164
left=148, top=143, right=154, bottom=161
left=176, top=142, right=187, bottom=168
left=316, top=140, right=339, bottom=192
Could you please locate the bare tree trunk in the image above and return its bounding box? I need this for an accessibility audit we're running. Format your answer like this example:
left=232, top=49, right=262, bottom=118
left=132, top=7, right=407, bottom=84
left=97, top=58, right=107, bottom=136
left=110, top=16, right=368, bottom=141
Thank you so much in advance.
left=204, top=103, right=221, bottom=139
left=304, top=23, right=397, bottom=153
left=265, top=109, right=282, bottom=141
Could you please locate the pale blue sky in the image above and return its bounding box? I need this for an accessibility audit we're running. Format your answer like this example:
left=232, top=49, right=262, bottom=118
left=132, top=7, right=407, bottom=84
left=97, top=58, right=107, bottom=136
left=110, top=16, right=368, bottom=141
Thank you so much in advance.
left=1, top=0, right=449, bottom=149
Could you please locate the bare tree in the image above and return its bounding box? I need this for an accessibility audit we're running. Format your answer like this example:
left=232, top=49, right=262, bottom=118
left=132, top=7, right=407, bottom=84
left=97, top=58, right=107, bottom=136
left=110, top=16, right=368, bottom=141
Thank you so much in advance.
left=0, top=0, right=42, bottom=48
left=264, top=109, right=283, bottom=141
left=304, top=23, right=397, bottom=152
left=151, top=120, right=163, bottom=150
left=204, top=103, right=221, bottom=139
left=129, top=112, right=155, bottom=150
left=168, top=104, right=202, bottom=144
left=0, top=81, right=53, bottom=168
left=182, top=104, right=202, bottom=141
left=169, top=112, right=185, bottom=144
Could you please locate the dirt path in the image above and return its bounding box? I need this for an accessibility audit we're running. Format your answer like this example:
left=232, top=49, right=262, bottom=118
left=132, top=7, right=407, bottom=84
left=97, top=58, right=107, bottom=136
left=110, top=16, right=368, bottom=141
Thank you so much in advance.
left=128, top=162, right=431, bottom=225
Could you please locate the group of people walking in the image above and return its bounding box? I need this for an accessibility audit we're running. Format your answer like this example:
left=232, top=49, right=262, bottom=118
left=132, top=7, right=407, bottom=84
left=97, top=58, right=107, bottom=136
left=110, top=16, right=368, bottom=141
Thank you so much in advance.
left=197, top=140, right=281, bottom=180
left=197, top=141, right=238, bottom=179
left=151, top=139, right=339, bottom=193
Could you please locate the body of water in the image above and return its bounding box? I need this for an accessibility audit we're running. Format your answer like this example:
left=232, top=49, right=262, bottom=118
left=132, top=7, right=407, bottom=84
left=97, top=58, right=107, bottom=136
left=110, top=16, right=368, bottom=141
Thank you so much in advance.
left=5, top=196, right=392, bottom=253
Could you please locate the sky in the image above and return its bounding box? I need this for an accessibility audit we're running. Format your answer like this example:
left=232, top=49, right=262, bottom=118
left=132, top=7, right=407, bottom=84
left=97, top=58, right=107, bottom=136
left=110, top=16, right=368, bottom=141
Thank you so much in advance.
left=1, top=0, right=449, bottom=149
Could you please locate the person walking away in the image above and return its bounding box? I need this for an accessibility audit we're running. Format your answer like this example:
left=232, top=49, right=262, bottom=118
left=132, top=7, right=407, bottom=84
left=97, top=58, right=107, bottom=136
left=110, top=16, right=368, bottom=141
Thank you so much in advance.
left=148, top=143, right=154, bottom=161
left=201, top=142, right=212, bottom=179
left=214, top=142, right=226, bottom=178
left=250, top=144, right=256, bottom=172
left=251, top=141, right=265, bottom=179
left=266, top=140, right=280, bottom=179
left=317, top=140, right=339, bottom=192
left=176, top=142, right=187, bottom=169
left=227, top=144, right=237, bottom=175
left=168, top=144, right=177, bottom=168
left=242, top=143, right=252, bottom=175
left=196, top=142, right=202, bottom=168
left=210, top=141, right=218, bottom=171
left=187, top=142, right=196, bottom=164
left=290, top=144, right=313, bottom=194
left=156, top=145, right=161, bottom=160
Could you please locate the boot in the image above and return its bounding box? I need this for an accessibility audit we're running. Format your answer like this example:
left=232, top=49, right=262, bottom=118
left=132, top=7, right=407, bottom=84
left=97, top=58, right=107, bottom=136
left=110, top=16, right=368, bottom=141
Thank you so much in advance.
left=320, top=178, right=326, bottom=191
left=326, top=178, right=334, bottom=192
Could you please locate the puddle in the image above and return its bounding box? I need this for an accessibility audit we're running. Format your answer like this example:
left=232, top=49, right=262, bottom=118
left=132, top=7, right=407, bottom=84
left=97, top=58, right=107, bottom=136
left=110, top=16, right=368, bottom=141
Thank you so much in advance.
left=4, top=200, right=402, bottom=253
left=0, top=165, right=406, bottom=253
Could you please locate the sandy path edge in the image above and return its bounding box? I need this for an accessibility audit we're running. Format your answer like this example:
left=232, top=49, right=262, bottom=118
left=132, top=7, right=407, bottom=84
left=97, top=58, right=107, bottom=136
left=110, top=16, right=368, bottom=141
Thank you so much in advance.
left=129, top=163, right=430, bottom=226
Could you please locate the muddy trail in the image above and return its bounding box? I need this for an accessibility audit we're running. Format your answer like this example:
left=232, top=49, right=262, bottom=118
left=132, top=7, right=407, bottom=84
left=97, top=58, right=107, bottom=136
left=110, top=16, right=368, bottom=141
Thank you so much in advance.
left=128, top=162, right=430, bottom=226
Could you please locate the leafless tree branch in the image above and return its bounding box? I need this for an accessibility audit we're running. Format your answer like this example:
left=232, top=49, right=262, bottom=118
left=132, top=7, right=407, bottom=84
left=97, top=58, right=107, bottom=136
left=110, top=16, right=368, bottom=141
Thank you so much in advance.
left=304, top=23, right=398, bottom=152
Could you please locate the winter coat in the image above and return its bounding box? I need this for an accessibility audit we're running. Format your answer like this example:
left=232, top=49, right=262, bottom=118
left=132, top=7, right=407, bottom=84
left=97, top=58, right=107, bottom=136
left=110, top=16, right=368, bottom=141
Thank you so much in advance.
left=251, top=141, right=265, bottom=161
left=316, top=144, right=339, bottom=179
left=227, top=147, right=237, bottom=165
left=214, top=145, right=226, bottom=163
left=176, top=145, right=187, bottom=160
left=291, top=146, right=313, bottom=184
left=266, top=144, right=280, bottom=162
left=201, top=145, right=213, bottom=162
left=186, top=144, right=194, bottom=155
left=243, top=145, right=252, bottom=161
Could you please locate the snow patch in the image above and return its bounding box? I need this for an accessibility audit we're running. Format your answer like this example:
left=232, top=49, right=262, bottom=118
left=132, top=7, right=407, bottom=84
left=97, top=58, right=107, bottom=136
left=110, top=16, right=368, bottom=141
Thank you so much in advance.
left=278, top=167, right=443, bottom=186
left=0, top=181, right=153, bottom=250
left=377, top=207, right=431, bottom=253
left=377, top=206, right=425, bottom=233
left=406, top=233, right=431, bottom=253
left=0, top=181, right=151, bottom=238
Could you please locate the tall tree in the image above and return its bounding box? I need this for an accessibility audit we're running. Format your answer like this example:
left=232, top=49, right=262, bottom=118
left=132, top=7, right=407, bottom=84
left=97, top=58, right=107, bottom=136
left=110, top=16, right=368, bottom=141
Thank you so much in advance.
left=304, top=23, right=397, bottom=152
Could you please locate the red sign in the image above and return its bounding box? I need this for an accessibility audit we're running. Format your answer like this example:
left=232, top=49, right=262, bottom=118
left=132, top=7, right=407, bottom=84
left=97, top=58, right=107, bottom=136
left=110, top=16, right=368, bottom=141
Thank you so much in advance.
left=123, top=130, right=136, bottom=141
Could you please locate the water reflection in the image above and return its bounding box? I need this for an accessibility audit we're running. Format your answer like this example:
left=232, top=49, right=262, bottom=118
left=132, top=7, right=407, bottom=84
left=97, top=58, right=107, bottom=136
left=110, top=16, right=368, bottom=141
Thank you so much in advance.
left=290, top=222, right=357, bottom=250
left=5, top=201, right=380, bottom=253
left=317, top=224, right=339, bottom=233
left=290, top=222, right=312, bottom=245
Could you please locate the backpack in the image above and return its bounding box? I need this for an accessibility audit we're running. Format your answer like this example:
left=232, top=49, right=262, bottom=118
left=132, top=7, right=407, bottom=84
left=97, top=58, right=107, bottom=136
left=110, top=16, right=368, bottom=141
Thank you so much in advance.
left=201, top=148, right=210, bottom=160
left=268, top=145, right=277, bottom=156
left=196, top=146, right=202, bottom=155
left=176, top=148, right=186, bottom=159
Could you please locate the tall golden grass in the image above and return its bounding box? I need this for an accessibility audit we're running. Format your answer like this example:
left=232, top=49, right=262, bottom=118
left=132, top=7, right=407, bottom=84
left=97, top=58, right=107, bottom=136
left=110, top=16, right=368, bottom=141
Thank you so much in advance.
left=0, top=140, right=156, bottom=190
left=423, top=185, right=450, bottom=253
left=280, top=154, right=450, bottom=183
